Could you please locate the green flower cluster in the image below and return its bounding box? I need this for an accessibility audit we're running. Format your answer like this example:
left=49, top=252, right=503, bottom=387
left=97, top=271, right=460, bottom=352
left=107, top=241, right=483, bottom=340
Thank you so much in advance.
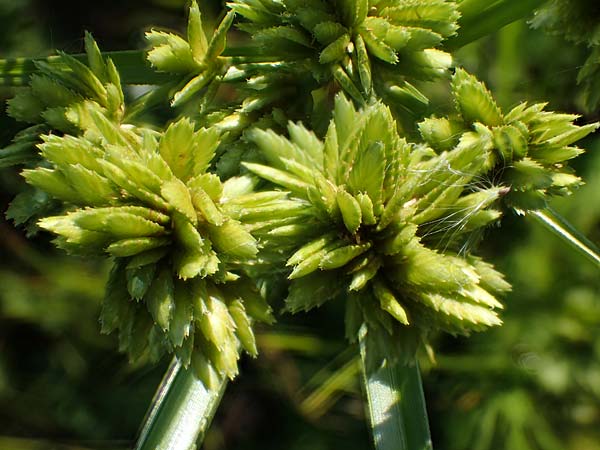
left=3, top=1, right=598, bottom=383
left=2, top=33, right=124, bottom=168
left=244, top=93, right=510, bottom=366
left=145, top=2, right=234, bottom=107
left=230, top=0, right=458, bottom=106
left=20, top=102, right=274, bottom=388
left=419, top=69, right=599, bottom=212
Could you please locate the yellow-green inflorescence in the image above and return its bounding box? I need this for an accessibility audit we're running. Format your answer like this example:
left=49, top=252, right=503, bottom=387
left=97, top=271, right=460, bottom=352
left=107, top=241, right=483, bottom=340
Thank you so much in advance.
left=2, top=34, right=130, bottom=235
left=229, top=0, right=459, bottom=107
left=243, top=93, right=511, bottom=368
left=145, top=1, right=235, bottom=107
left=3, top=32, right=125, bottom=168
left=21, top=105, right=276, bottom=388
left=418, top=69, right=599, bottom=212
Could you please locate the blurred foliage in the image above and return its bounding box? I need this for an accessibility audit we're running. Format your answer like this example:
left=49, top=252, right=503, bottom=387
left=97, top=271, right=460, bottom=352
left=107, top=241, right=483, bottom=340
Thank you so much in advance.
left=0, top=1, right=599, bottom=449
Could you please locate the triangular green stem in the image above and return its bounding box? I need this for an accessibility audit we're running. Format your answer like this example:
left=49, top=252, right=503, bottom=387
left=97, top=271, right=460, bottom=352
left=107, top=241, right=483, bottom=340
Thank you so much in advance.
left=0, top=47, right=283, bottom=88
left=0, top=50, right=171, bottom=87
left=528, top=207, right=600, bottom=268
left=135, top=359, right=227, bottom=450
left=359, top=327, right=433, bottom=450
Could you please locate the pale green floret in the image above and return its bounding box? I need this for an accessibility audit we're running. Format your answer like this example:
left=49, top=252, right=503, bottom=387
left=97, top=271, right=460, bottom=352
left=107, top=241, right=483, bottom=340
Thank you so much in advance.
left=21, top=102, right=275, bottom=388
left=229, top=0, right=459, bottom=106
left=244, top=93, right=508, bottom=365
left=418, top=68, right=599, bottom=212
left=146, top=1, right=235, bottom=106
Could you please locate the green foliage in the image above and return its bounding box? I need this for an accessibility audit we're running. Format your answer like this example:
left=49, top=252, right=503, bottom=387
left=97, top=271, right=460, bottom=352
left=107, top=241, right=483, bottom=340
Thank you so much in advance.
left=531, top=0, right=600, bottom=112
left=229, top=0, right=458, bottom=107
left=1, top=0, right=600, bottom=449
left=419, top=68, right=598, bottom=212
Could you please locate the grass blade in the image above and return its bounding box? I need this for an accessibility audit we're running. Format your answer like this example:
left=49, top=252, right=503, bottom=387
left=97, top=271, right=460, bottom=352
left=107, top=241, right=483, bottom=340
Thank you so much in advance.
left=529, top=207, right=600, bottom=268
left=135, top=358, right=227, bottom=450
left=299, top=347, right=361, bottom=420
left=359, top=327, right=433, bottom=450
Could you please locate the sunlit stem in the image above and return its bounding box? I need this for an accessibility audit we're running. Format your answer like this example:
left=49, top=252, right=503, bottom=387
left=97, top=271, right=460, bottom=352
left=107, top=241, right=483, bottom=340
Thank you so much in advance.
left=529, top=207, right=600, bottom=268
left=359, top=326, right=433, bottom=450
left=135, top=359, right=227, bottom=450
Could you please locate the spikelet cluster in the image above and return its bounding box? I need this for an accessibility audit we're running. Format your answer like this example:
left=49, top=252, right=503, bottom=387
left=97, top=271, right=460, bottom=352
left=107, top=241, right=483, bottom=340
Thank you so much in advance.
left=19, top=102, right=274, bottom=387
left=2, top=33, right=124, bottom=169
left=1, top=34, right=130, bottom=235
left=145, top=1, right=234, bottom=107
left=229, top=0, right=459, bottom=107
left=3, top=1, right=596, bottom=381
left=243, top=93, right=510, bottom=367
left=418, top=69, right=599, bottom=212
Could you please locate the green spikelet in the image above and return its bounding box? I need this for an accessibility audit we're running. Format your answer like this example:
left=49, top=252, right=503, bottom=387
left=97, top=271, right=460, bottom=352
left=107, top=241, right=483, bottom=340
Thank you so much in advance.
left=245, top=92, right=508, bottom=366
left=146, top=3, right=235, bottom=106
left=440, top=69, right=599, bottom=213
left=452, top=68, right=503, bottom=127
left=229, top=0, right=458, bottom=109
left=15, top=98, right=276, bottom=386
left=6, top=34, right=124, bottom=138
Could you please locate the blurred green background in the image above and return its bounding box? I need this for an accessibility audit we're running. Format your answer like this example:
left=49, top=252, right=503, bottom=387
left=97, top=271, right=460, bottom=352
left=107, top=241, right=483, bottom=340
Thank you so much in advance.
left=1, top=1, right=599, bottom=449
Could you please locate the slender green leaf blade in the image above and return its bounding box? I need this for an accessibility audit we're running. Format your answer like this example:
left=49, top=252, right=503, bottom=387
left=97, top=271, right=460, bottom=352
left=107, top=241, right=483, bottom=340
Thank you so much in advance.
left=359, top=326, right=432, bottom=450
left=135, top=359, right=227, bottom=450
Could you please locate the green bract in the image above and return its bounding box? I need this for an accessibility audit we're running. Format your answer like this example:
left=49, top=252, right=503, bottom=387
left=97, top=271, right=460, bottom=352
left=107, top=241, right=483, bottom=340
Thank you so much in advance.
left=21, top=107, right=274, bottom=388
left=418, top=69, right=599, bottom=212
left=229, top=0, right=458, bottom=107
left=243, top=93, right=510, bottom=368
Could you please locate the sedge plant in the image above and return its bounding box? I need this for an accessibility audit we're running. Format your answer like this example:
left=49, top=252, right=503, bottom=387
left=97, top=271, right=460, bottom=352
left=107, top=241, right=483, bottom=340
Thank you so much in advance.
left=0, top=0, right=598, bottom=449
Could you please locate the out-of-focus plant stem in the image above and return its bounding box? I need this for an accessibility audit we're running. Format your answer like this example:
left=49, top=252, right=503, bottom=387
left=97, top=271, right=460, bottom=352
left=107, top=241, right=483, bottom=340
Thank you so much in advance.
left=529, top=207, right=600, bottom=268
left=446, top=0, right=548, bottom=50
left=0, top=51, right=170, bottom=86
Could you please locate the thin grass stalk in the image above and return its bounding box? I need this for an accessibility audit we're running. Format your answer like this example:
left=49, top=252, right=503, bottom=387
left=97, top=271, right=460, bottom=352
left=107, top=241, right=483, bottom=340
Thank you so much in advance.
left=529, top=207, right=600, bottom=267
left=135, top=358, right=227, bottom=450
left=0, top=51, right=170, bottom=86
left=359, top=326, right=433, bottom=450
left=0, top=46, right=282, bottom=88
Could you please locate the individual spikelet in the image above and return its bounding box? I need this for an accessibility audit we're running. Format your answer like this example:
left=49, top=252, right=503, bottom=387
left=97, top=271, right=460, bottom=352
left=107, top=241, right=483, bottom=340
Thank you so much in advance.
left=418, top=68, right=599, bottom=212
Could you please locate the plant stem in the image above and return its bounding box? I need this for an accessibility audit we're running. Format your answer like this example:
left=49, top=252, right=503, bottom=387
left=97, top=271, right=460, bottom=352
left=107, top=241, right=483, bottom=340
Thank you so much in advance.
left=134, top=358, right=227, bottom=450
left=359, top=327, right=432, bottom=450
left=0, top=50, right=171, bottom=87
left=445, top=0, right=548, bottom=50
left=0, top=47, right=281, bottom=88
left=529, top=207, right=600, bottom=267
